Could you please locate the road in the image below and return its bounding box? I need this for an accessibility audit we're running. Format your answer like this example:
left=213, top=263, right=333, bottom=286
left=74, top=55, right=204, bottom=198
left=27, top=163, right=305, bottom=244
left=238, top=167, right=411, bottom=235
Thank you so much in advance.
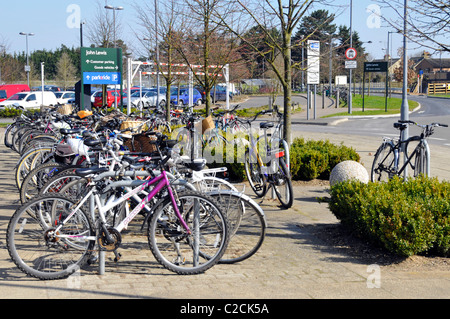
left=231, top=93, right=450, bottom=148
left=294, top=94, right=450, bottom=147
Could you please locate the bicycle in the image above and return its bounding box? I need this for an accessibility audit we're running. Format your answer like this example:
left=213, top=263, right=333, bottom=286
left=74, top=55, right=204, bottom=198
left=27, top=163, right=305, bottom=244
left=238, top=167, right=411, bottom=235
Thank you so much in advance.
left=242, top=107, right=293, bottom=208
left=7, top=133, right=230, bottom=279
left=371, top=120, right=448, bottom=182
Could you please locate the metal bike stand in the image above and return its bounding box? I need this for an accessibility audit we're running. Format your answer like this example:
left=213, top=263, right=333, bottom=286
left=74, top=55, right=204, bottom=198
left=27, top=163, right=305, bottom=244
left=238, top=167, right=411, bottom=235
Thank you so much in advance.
left=90, top=194, right=106, bottom=275
left=99, top=251, right=106, bottom=275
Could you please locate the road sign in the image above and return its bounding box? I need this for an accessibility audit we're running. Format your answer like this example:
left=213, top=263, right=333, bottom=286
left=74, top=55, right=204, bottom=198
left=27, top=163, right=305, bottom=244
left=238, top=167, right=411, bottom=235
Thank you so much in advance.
left=345, top=60, right=357, bottom=69
left=307, top=40, right=320, bottom=84
left=81, top=48, right=122, bottom=73
left=83, top=72, right=121, bottom=85
left=80, top=47, right=123, bottom=110
left=345, top=48, right=357, bottom=60
left=364, top=61, right=388, bottom=72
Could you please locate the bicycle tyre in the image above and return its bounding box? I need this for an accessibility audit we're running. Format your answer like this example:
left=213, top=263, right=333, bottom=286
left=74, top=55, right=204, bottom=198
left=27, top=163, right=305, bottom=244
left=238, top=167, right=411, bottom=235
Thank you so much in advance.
left=19, top=162, right=67, bottom=204
left=15, top=147, right=54, bottom=189
left=244, top=149, right=266, bottom=197
left=4, top=122, right=24, bottom=149
left=208, top=191, right=266, bottom=264
left=147, top=191, right=229, bottom=274
left=371, top=142, right=396, bottom=182
left=273, top=157, right=294, bottom=209
left=413, top=144, right=429, bottom=177
left=7, top=193, right=95, bottom=280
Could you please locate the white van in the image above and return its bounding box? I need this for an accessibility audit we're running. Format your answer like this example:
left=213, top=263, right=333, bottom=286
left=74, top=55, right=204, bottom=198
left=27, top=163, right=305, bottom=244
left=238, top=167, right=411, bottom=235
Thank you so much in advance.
left=0, top=91, right=58, bottom=109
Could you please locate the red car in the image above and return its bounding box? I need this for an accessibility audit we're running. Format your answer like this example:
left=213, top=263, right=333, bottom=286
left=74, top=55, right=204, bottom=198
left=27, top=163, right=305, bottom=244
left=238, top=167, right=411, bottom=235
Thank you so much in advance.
left=93, top=90, right=122, bottom=108
left=0, top=84, right=30, bottom=102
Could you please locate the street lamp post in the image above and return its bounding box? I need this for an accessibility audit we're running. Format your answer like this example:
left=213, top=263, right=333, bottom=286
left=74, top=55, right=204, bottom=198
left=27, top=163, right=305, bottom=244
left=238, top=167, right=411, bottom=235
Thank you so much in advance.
left=80, top=21, right=86, bottom=47
left=19, top=32, right=34, bottom=88
left=348, top=0, right=353, bottom=114
left=401, top=0, right=409, bottom=178
left=154, top=0, right=160, bottom=109
left=105, top=5, right=124, bottom=109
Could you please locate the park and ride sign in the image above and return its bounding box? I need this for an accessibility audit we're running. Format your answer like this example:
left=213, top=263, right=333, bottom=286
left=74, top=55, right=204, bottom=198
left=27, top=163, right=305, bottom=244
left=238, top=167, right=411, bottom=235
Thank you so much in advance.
left=80, top=47, right=122, bottom=109
left=81, top=47, right=122, bottom=74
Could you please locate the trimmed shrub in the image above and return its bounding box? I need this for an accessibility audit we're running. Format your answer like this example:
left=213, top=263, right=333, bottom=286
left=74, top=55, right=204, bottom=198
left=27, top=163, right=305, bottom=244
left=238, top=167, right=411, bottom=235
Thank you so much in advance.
left=290, top=137, right=361, bottom=180
left=329, top=176, right=450, bottom=257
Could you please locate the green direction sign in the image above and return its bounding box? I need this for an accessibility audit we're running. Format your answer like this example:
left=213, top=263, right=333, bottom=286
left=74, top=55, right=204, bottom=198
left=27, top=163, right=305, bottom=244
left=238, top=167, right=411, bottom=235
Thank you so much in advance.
left=364, top=61, right=388, bottom=73
left=81, top=47, right=122, bottom=73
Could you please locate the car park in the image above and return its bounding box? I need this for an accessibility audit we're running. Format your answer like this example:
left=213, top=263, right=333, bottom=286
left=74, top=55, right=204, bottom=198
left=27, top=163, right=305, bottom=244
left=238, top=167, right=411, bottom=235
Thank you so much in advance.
left=0, top=84, right=31, bottom=102
left=170, top=88, right=202, bottom=106
left=0, top=91, right=58, bottom=109
left=92, top=90, right=122, bottom=108
left=54, top=91, right=76, bottom=104
left=123, top=90, right=166, bottom=108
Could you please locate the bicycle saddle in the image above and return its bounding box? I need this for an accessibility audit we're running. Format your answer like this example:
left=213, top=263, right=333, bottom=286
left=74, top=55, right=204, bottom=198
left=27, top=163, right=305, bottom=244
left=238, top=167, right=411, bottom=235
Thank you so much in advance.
left=393, top=122, right=408, bottom=130
left=75, top=166, right=109, bottom=177
left=260, top=122, right=274, bottom=129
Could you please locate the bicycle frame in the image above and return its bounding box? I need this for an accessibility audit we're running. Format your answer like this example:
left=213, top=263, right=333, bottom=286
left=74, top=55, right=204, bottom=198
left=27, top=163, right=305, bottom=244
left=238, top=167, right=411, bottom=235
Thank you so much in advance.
left=382, top=135, right=430, bottom=178
left=54, top=170, right=191, bottom=242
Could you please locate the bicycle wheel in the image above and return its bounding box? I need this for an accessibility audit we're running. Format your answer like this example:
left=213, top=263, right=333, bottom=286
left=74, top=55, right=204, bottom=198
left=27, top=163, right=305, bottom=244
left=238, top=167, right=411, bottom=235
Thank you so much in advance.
left=39, top=169, right=83, bottom=195
left=208, top=191, right=266, bottom=264
left=272, top=157, right=294, bottom=209
left=371, top=143, right=396, bottom=182
left=4, top=122, right=24, bottom=149
left=412, top=144, right=429, bottom=177
left=148, top=191, right=229, bottom=274
left=19, top=162, right=67, bottom=204
left=7, top=194, right=95, bottom=280
left=15, top=147, right=54, bottom=189
left=244, top=149, right=266, bottom=197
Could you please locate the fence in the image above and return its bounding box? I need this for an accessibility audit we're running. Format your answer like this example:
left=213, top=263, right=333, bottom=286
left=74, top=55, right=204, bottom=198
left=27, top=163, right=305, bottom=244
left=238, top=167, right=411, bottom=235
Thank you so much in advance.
left=428, top=82, right=450, bottom=95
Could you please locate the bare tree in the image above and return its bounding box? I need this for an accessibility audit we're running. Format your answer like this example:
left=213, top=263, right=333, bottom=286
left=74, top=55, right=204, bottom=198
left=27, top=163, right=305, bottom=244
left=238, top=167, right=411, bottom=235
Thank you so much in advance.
left=86, top=0, right=123, bottom=48
left=217, top=0, right=315, bottom=144
left=134, top=0, right=186, bottom=120
left=374, top=0, right=450, bottom=53
left=175, top=0, right=242, bottom=116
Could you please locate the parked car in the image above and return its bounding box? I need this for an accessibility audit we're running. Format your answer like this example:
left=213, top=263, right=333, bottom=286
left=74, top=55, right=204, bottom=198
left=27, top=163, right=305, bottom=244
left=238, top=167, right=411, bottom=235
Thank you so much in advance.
left=55, top=91, right=76, bottom=104
left=92, top=90, right=121, bottom=108
left=210, top=86, right=233, bottom=102
left=0, top=84, right=31, bottom=102
left=170, top=88, right=202, bottom=106
left=123, top=90, right=166, bottom=108
left=32, top=85, right=62, bottom=92
left=194, top=85, right=233, bottom=103
left=0, top=91, right=58, bottom=109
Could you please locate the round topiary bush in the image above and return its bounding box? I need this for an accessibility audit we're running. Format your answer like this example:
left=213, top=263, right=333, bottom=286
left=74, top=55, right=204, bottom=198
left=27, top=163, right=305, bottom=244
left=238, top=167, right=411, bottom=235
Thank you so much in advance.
left=329, top=160, right=369, bottom=186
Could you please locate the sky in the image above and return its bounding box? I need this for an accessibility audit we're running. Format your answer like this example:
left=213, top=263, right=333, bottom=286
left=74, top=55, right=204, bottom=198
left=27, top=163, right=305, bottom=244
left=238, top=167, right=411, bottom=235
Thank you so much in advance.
left=1, top=0, right=448, bottom=61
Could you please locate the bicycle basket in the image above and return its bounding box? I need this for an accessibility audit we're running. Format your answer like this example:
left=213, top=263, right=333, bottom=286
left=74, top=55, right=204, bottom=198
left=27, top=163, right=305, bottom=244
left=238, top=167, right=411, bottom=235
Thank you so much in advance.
left=57, top=104, right=73, bottom=115
left=123, top=133, right=157, bottom=153
left=202, top=115, right=214, bottom=134
left=120, top=120, right=147, bottom=134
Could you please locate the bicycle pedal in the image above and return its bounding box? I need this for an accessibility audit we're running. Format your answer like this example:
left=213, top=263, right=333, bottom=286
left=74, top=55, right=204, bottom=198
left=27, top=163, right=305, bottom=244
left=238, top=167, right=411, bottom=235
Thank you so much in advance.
left=87, top=255, right=98, bottom=265
left=254, top=184, right=263, bottom=191
left=113, top=250, right=122, bottom=262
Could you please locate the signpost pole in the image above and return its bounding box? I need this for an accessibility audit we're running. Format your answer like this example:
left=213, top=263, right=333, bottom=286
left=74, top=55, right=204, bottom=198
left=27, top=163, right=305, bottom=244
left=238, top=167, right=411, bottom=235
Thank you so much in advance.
left=362, top=71, right=365, bottom=112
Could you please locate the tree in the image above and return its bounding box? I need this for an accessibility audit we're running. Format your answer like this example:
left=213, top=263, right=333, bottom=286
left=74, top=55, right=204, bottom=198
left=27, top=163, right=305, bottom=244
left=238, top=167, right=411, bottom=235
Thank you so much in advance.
left=393, top=49, right=417, bottom=85
left=176, top=0, right=242, bottom=116
left=56, top=52, right=77, bottom=90
left=374, top=0, right=450, bottom=53
left=134, top=0, right=186, bottom=121
left=218, top=0, right=315, bottom=144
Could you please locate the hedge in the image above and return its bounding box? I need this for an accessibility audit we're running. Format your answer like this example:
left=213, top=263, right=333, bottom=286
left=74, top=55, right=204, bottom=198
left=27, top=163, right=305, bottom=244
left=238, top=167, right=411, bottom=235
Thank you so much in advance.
left=202, top=134, right=360, bottom=182
left=329, top=175, right=450, bottom=257
left=289, top=137, right=361, bottom=180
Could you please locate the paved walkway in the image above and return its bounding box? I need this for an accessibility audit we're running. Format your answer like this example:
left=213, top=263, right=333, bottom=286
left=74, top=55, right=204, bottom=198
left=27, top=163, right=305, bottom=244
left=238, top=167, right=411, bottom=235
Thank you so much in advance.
left=0, top=104, right=449, bottom=300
